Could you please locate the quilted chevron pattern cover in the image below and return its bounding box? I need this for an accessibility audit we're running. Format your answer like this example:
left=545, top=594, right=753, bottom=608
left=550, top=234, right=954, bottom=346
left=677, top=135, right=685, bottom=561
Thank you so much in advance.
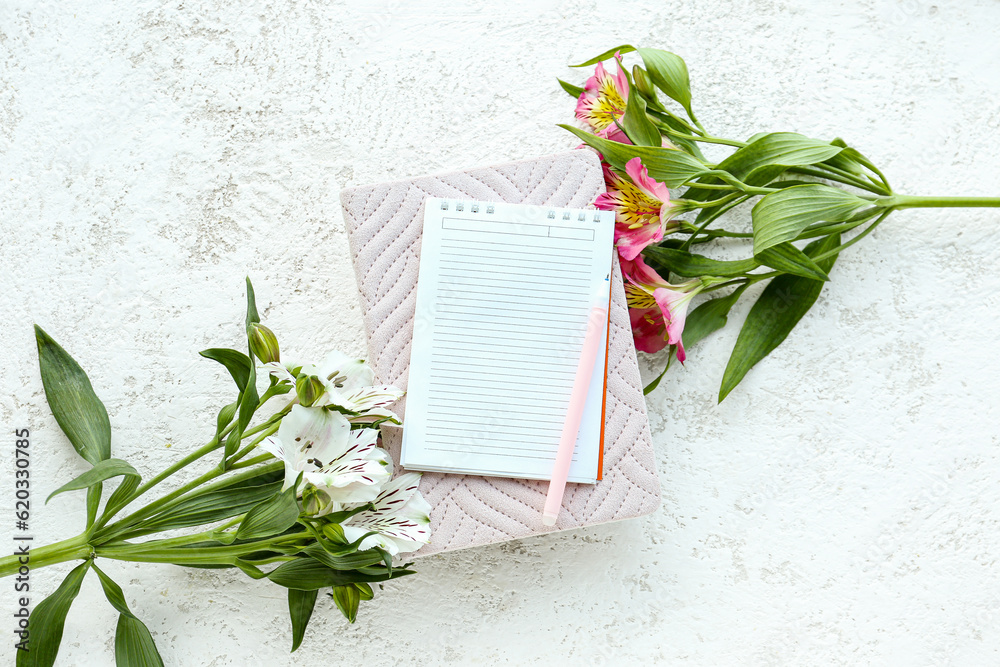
left=339, top=150, right=660, bottom=556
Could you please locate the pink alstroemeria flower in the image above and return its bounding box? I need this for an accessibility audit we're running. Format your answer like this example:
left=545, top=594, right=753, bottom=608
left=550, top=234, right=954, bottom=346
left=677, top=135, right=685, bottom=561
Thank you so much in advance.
left=621, top=255, right=702, bottom=362
left=575, top=55, right=629, bottom=135
left=629, top=306, right=669, bottom=354
left=596, top=157, right=682, bottom=261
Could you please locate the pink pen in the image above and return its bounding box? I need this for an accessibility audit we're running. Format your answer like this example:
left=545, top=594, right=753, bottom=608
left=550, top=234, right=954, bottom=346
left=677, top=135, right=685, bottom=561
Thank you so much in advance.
left=542, top=305, right=608, bottom=526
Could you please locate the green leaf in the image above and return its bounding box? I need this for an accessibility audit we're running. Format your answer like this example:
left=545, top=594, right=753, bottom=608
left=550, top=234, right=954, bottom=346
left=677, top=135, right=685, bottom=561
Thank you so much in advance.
left=354, top=582, right=374, bottom=601
left=682, top=288, right=744, bottom=350
left=115, top=614, right=165, bottom=667
left=288, top=589, right=318, bottom=652
left=642, top=246, right=759, bottom=278
left=199, top=349, right=252, bottom=393
left=236, top=484, right=300, bottom=541
left=47, top=458, right=140, bottom=504
left=86, top=485, right=102, bottom=530
left=619, top=80, right=661, bottom=147
left=734, top=134, right=845, bottom=186
left=718, top=233, right=842, bottom=402
left=559, top=125, right=708, bottom=188
left=266, top=558, right=404, bottom=590
left=557, top=78, right=583, bottom=98
left=751, top=184, right=869, bottom=254
left=636, top=48, right=693, bottom=116
left=34, top=325, right=111, bottom=465
left=16, top=560, right=91, bottom=667
left=572, top=44, right=635, bottom=67
left=686, top=133, right=846, bottom=204
left=331, top=585, right=361, bottom=623
left=139, top=481, right=282, bottom=534
left=755, top=242, right=830, bottom=281
left=91, top=563, right=136, bottom=618
left=91, top=564, right=166, bottom=667
left=301, top=543, right=386, bottom=571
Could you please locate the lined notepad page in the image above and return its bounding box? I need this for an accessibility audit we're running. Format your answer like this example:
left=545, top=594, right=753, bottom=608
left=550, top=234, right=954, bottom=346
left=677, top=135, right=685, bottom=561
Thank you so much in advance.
left=401, top=197, right=615, bottom=483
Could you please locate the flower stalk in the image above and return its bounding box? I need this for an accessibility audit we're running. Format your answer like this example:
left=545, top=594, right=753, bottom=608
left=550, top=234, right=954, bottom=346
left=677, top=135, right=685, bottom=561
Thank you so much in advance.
left=562, top=45, right=1000, bottom=400
left=9, top=280, right=430, bottom=664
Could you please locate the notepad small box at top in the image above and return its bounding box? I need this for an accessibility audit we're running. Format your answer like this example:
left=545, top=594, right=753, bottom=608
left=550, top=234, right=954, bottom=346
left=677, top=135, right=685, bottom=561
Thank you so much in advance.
left=339, top=150, right=660, bottom=557
left=401, top=197, right=614, bottom=483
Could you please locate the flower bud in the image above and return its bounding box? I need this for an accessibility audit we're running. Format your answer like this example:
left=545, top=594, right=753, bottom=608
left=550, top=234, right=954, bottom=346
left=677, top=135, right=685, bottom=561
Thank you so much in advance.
left=632, top=65, right=658, bottom=104
left=322, top=522, right=348, bottom=544
left=301, top=486, right=332, bottom=516
left=295, top=374, right=325, bottom=407
left=248, top=323, right=280, bottom=364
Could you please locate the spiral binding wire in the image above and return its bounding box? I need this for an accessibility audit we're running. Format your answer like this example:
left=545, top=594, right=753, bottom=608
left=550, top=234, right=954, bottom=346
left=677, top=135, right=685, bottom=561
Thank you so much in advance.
left=438, top=199, right=602, bottom=222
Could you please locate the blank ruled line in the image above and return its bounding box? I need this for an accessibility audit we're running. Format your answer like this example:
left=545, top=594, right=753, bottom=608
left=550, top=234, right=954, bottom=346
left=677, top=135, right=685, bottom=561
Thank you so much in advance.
left=435, top=285, right=590, bottom=305
left=426, top=419, right=563, bottom=434
left=428, top=391, right=569, bottom=408
left=424, top=447, right=556, bottom=461
left=438, top=304, right=588, bottom=319
left=440, top=238, right=594, bottom=255
left=427, top=387, right=569, bottom=403
left=429, top=356, right=577, bottom=372
left=427, top=397, right=568, bottom=411
left=436, top=320, right=585, bottom=335
left=428, top=360, right=576, bottom=375
left=425, top=410, right=565, bottom=426
left=434, top=330, right=585, bottom=347
left=436, top=316, right=583, bottom=334
left=439, top=263, right=591, bottom=279
left=432, top=342, right=581, bottom=355
left=440, top=242, right=593, bottom=258
left=429, top=378, right=573, bottom=391
left=438, top=271, right=590, bottom=288
left=437, top=295, right=589, bottom=313
left=437, top=296, right=587, bottom=312
left=442, top=257, right=592, bottom=273
left=423, top=431, right=553, bottom=446
left=427, top=382, right=573, bottom=398
left=434, top=337, right=582, bottom=354
left=424, top=441, right=556, bottom=454
left=441, top=247, right=593, bottom=264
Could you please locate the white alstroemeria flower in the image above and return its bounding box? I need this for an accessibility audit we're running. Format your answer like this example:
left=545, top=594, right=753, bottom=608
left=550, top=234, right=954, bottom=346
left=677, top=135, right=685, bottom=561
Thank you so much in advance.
left=261, top=352, right=403, bottom=418
left=340, top=473, right=431, bottom=556
left=261, top=360, right=298, bottom=386
left=257, top=405, right=391, bottom=506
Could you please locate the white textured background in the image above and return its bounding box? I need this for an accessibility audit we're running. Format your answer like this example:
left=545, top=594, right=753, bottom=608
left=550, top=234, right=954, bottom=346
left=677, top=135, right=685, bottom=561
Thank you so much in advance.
left=2, top=1, right=1000, bottom=665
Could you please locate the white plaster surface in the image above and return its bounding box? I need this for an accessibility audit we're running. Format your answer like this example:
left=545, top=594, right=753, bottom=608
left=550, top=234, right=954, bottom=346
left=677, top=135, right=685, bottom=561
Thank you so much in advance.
left=2, top=0, right=1000, bottom=664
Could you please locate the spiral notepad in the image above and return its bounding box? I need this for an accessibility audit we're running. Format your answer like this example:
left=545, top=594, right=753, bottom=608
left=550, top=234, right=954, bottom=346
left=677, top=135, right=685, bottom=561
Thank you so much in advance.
left=400, top=197, right=615, bottom=483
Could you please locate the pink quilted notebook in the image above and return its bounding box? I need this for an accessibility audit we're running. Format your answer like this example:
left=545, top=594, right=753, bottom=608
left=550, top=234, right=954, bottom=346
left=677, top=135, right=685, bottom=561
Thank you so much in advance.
left=339, top=150, right=660, bottom=556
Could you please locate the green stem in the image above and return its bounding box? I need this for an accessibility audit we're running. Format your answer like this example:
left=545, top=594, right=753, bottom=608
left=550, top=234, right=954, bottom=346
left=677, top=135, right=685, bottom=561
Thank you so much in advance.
left=95, top=532, right=307, bottom=566
left=680, top=195, right=752, bottom=250
left=879, top=194, right=1000, bottom=209
left=664, top=128, right=745, bottom=148
left=0, top=534, right=92, bottom=577
left=682, top=193, right=742, bottom=209
left=786, top=166, right=889, bottom=195
left=646, top=108, right=703, bottom=136
left=95, top=414, right=286, bottom=540
left=226, top=423, right=279, bottom=467
left=124, top=424, right=234, bottom=508
left=702, top=170, right=777, bottom=196
left=228, top=453, right=275, bottom=470
left=811, top=210, right=893, bottom=263
left=688, top=228, right=754, bottom=240
left=112, top=461, right=284, bottom=541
